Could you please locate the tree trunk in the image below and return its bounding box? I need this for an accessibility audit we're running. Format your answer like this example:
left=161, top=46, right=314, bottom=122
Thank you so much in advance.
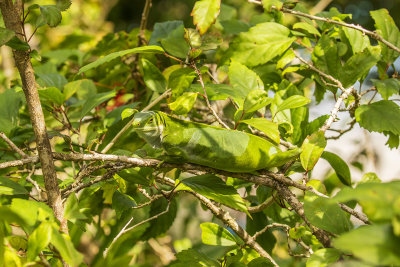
left=0, top=0, right=67, bottom=233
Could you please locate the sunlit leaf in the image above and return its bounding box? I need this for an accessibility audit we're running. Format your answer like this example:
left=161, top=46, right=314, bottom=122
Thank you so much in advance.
left=191, top=0, right=221, bottom=35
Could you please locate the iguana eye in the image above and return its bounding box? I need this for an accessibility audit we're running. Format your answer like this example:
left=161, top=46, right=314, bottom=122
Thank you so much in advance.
left=149, top=118, right=153, bottom=123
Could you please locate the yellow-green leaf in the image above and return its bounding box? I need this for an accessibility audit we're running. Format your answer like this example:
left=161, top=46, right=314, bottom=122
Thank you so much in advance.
left=191, top=0, right=221, bottom=35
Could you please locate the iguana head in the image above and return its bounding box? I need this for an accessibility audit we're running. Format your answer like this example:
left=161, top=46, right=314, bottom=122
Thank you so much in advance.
left=132, top=111, right=164, bottom=148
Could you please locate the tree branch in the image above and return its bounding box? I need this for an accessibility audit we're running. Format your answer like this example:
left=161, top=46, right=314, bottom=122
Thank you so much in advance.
left=0, top=0, right=66, bottom=232
left=0, top=132, right=28, bottom=158
left=157, top=175, right=278, bottom=266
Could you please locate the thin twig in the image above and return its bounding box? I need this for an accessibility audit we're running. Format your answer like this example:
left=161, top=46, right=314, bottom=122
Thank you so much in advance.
left=103, top=201, right=170, bottom=258
left=248, top=197, right=274, bottom=213
left=0, top=132, right=28, bottom=158
left=192, top=63, right=230, bottom=129
left=100, top=89, right=171, bottom=154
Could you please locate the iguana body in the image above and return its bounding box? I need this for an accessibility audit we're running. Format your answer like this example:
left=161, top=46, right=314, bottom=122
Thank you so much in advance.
left=132, top=111, right=300, bottom=172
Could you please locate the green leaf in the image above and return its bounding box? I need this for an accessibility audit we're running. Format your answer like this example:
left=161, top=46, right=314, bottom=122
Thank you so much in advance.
left=0, top=177, right=28, bottom=195
left=334, top=181, right=400, bottom=222
left=355, top=100, right=400, bottom=136
left=141, top=58, right=167, bottom=93
left=0, top=89, right=24, bottom=135
left=112, top=190, right=136, bottom=218
left=243, top=89, right=272, bottom=114
left=230, top=22, right=295, bottom=67
left=168, top=92, right=197, bottom=115
left=191, top=0, right=221, bottom=35
left=169, top=67, right=196, bottom=100
left=57, top=0, right=72, bottom=11
left=293, top=22, right=321, bottom=36
left=149, top=20, right=184, bottom=45
left=371, top=9, right=400, bottom=64
left=64, top=193, right=87, bottom=222
left=200, top=222, right=238, bottom=246
left=121, top=108, right=136, bottom=120
left=240, top=118, right=280, bottom=144
left=220, top=20, right=250, bottom=35
left=175, top=248, right=220, bottom=266
left=161, top=25, right=190, bottom=59
left=359, top=172, right=381, bottom=184
left=276, top=49, right=295, bottom=69
left=176, top=174, right=249, bottom=214
left=37, top=73, right=68, bottom=90
left=0, top=27, right=15, bottom=46
left=64, top=79, right=97, bottom=101
left=229, top=60, right=264, bottom=103
left=38, top=87, right=65, bottom=106
left=333, top=224, right=400, bottom=266
left=274, top=95, right=310, bottom=117
left=78, top=46, right=165, bottom=74
left=341, top=46, right=381, bottom=87
left=306, top=115, right=329, bottom=136
left=39, top=5, right=62, bottom=27
left=30, top=50, right=42, bottom=61
left=371, top=78, right=400, bottom=100
left=301, top=131, right=326, bottom=171
left=340, top=27, right=369, bottom=54
left=27, top=221, right=52, bottom=261
left=304, top=181, right=352, bottom=234
left=6, top=36, right=30, bottom=51
left=306, top=248, right=341, bottom=267
left=140, top=198, right=177, bottom=240
left=10, top=199, right=54, bottom=233
left=80, top=90, right=116, bottom=118
left=321, top=151, right=351, bottom=186
left=51, top=227, right=84, bottom=266
left=190, top=83, right=243, bottom=102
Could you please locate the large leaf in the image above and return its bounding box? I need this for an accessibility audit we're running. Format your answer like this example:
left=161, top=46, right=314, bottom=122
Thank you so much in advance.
left=340, top=27, right=369, bottom=54
left=169, top=67, right=196, bottom=100
left=78, top=46, right=165, bottom=74
left=191, top=0, right=221, bottom=35
left=63, top=79, right=97, bottom=100
left=333, top=224, right=400, bottom=266
left=80, top=90, right=116, bottom=118
left=39, top=5, right=62, bottom=27
left=230, top=22, right=296, bottom=67
left=51, top=227, right=84, bottom=266
left=243, top=89, right=271, bottom=114
left=228, top=60, right=264, bottom=103
left=36, top=73, right=68, bottom=90
left=274, top=95, right=310, bottom=116
left=240, top=118, right=280, bottom=144
left=370, top=9, right=400, bottom=64
left=141, top=58, right=167, bottom=93
left=340, top=46, right=380, bottom=87
left=168, top=92, right=197, bottom=115
left=304, top=181, right=352, bottom=235
left=300, top=131, right=327, bottom=171
left=321, top=151, right=351, bottom=186
left=38, top=87, right=65, bottom=106
left=355, top=100, right=400, bottom=135
left=149, top=20, right=184, bottom=45
left=371, top=78, right=400, bottom=100
left=200, top=222, right=238, bottom=246
left=27, top=222, right=52, bottom=261
left=140, top=198, right=177, bottom=240
left=0, top=89, right=23, bottom=135
left=0, top=177, right=28, bottom=195
left=64, top=193, right=87, bottom=222
left=334, top=181, right=400, bottom=222
left=161, top=25, right=190, bottom=59
left=0, top=27, right=15, bottom=46
left=176, top=174, right=249, bottom=214
left=174, top=248, right=220, bottom=267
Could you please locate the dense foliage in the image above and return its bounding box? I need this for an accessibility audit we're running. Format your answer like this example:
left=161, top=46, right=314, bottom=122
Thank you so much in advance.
left=0, top=0, right=400, bottom=266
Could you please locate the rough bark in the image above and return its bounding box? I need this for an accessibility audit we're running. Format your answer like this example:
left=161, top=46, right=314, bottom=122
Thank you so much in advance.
left=0, top=0, right=67, bottom=232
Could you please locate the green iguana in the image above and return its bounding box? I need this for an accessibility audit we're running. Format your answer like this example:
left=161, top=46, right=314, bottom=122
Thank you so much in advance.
left=132, top=111, right=300, bottom=172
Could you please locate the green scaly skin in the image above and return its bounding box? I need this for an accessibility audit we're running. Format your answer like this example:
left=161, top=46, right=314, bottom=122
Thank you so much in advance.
left=132, top=111, right=300, bottom=173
